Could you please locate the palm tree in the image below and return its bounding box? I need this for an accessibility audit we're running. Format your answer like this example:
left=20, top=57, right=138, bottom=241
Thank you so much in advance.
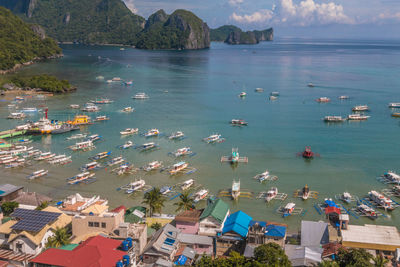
left=142, top=187, right=165, bottom=217
left=373, top=254, right=389, bottom=267
left=174, top=191, right=194, bottom=212
left=45, top=227, right=71, bottom=248
left=319, top=260, right=339, bottom=267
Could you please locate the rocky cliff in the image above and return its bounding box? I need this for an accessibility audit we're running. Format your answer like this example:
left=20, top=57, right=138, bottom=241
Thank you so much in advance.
left=211, top=25, right=273, bottom=44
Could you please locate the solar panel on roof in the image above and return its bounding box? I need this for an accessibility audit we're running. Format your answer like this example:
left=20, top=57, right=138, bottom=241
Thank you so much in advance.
left=11, top=209, right=61, bottom=232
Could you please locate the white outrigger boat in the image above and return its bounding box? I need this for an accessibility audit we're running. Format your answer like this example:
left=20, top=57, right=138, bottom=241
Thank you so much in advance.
left=239, top=92, right=247, bottom=98
left=368, top=190, right=395, bottom=210
left=160, top=186, right=172, bottom=195
left=203, top=134, right=225, bottom=143
left=90, top=151, right=111, bottom=161
left=87, top=134, right=101, bottom=142
left=381, top=171, right=400, bottom=184
left=22, top=107, right=38, bottom=113
left=357, top=204, right=378, bottom=219
left=80, top=161, right=101, bottom=171
left=221, top=148, right=248, bottom=164
left=324, top=116, right=346, bottom=122
left=132, top=93, right=149, bottom=99
left=89, top=98, right=113, bottom=104
left=389, top=103, right=400, bottom=108
left=254, top=170, right=277, bottom=182
left=120, top=179, right=146, bottom=194
left=339, top=95, right=349, bottom=100
left=0, top=156, right=18, bottom=164
left=347, top=114, right=370, bottom=120
left=169, top=147, right=194, bottom=157
left=112, top=163, right=135, bottom=175
left=231, top=180, right=240, bottom=200
left=265, top=187, right=278, bottom=202
left=67, top=172, right=96, bottom=185
left=27, top=170, right=48, bottom=180
left=181, top=179, right=195, bottom=190
left=352, top=105, right=369, bottom=112
left=8, top=112, right=26, bottom=119
left=70, top=104, right=80, bottom=109
left=316, top=97, right=331, bottom=103
left=141, top=161, right=163, bottom=172
left=122, top=107, right=134, bottom=113
left=69, top=140, right=95, bottom=151
left=119, top=141, right=134, bottom=149
left=94, top=115, right=109, bottom=122
left=144, top=129, right=160, bottom=137
left=81, top=104, right=100, bottom=112
left=5, top=159, right=27, bottom=168
left=35, top=152, right=56, bottom=161
left=107, top=156, right=125, bottom=166
left=136, top=142, right=159, bottom=152
left=283, top=203, right=296, bottom=217
left=48, top=156, right=72, bottom=165
left=230, top=119, right=248, bottom=126
left=169, top=161, right=189, bottom=175
left=67, top=134, right=87, bottom=140
left=341, top=192, right=354, bottom=204
left=168, top=131, right=185, bottom=140
left=193, top=189, right=209, bottom=203
left=120, top=128, right=138, bottom=135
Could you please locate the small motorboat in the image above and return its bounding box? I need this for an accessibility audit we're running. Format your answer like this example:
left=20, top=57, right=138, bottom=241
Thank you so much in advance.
left=269, top=95, right=278, bottom=100
left=132, top=93, right=149, bottom=99
left=81, top=104, right=100, bottom=112
left=339, top=95, right=349, bottom=100
left=122, top=107, right=134, bottom=113
left=27, top=170, right=48, bottom=180
left=301, top=146, right=315, bottom=159
left=352, top=105, right=369, bottom=112
left=302, top=185, right=310, bottom=200
left=265, top=187, right=278, bottom=202
left=144, top=129, right=160, bottom=137
left=142, top=161, right=163, bottom=172
left=8, top=112, right=26, bottom=119
left=120, top=141, right=134, bottom=149
left=168, top=131, right=185, bottom=140
left=230, top=119, right=248, bottom=126
left=307, top=83, right=314, bottom=87
left=112, top=77, right=121, bottom=82
left=388, top=103, right=400, bottom=108
left=316, top=97, right=330, bottom=103
left=193, top=189, right=209, bottom=203
left=90, top=98, right=113, bottom=104
left=125, top=80, right=133, bottom=86
left=120, top=128, right=138, bottom=135
left=255, top=88, right=264, bottom=92
left=347, top=114, right=370, bottom=120
left=392, top=113, right=400, bottom=118
left=181, top=179, right=194, bottom=190
left=270, top=92, right=280, bottom=96
left=239, top=92, right=247, bottom=98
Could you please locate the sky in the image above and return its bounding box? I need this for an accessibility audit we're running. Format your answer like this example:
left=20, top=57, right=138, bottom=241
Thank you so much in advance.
left=123, top=0, right=400, bottom=39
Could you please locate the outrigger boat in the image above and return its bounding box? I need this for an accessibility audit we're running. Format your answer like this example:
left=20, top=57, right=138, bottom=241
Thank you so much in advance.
left=67, top=134, right=87, bottom=140
left=230, top=119, right=248, bottom=126
left=81, top=104, right=100, bottom=112
left=47, top=154, right=66, bottom=162
left=90, top=151, right=111, bottom=161
left=265, top=187, right=278, bottom=202
left=120, top=128, right=138, bottom=135
left=160, top=186, right=172, bottom=195
left=368, top=190, right=395, bottom=210
left=231, top=180, right=240, bottom=200
left=89, top=98, right=113, bottom=104
left=22, top=107, right=38, bottom=113
left=316, top=97, right=331, bottom=103
left=168, top=131, right=185, bottom=140
left=352, top=105, right=369, bottom=112
left=48, top=156, right=72, bottom=165
left=169, top=147, right=194, bottom=157
left=136, top=142, right=159, bottom=152
left=144, top=129, right=160, bottom=138
left=119, top=141, right=134, bottom=149
left=269, top=96, right=278, bottom=100
left=347, top=114, right=370, bottom=120
left=392, top=113, right=400, bottom=118
left=107, top=156, right=125, bottom=166
left=141, top=161, right=163, bottom=172
left=87, top=134, right=102, bottom=142
left=132, top=93, right=149, bottom=99
left=270, top=92, right=280, bottom=96
left=382, top=171, right=400, bottom=184
left=112, top=163, right=135, bottom=175
left=122, top=107, right=134, bottom=113
left=255, top=88, right=264, bottom=92
left=169, top=161, right=189, bottom=175
left=254, top=170, right=277, bottom=183
left=302, top=185, right=310, bottom=200
left=389, top=103, right=400, bottom=108
left=193, top=189, right=209, bottom=203
left=203, top=134, right=225, bottom=144
left=283, top=203, right=296, bottom=217
left=294, top=185, right=318, bottom=200
left=8, top=112, right=26, bottom=119
left=5, top=159, right=27, bottom=168
left=221, top=148, right=248, bottom=164
left=339, top=95, right=349, bottom=100
left=324, top=116, right=346, bottom=122
left=357, top=204, right=378, bottom=219
left=70, top=104, right=80, bottom=109
left=239, top=92, right=247, bottom=97
left=27, top=170, right=48, bottom=180
left=94, top=115, right=109, bottom=122
left=80, top=161, right=101, bottom=171
left=69, top=140, right=95, bottom=151
left=67, top=172, right=95, bottom=185
left=341, top=192, right=354, bottom=204
left=121, top=180, right=146, bottom=194
left=181, top=179, right=194, bottom=190
left=0, top=156, right=18, bottom=164
left=35, top=152, right=56, bottom=161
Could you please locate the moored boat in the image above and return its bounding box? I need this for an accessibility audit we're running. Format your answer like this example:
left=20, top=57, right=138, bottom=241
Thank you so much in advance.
left=81, top=104, right=100, bottom=112
left=124, top=179, right=146, bottom=194
left=144, top=129, right=160, bottom=137
left=389, top=103, right=400, bottom=108
left=316, top=97, right=331, bottom=103
left=8, top=112, right=26, bottom=119
left=230, top=119, right=248, bottom=126
left=231, top=180, right=240, bottom=200
left=347, top=114, right=370, bottom=120
left=382, top=171, right=400, bottom=184
left=368, top=190, right=394, bottom=210
left=107, top=156, right=125, bottom=166
left=357, top=204, right=378, bottom=219
left=70, top=104, right=80, bottom=109
left=193, top=189, right=209, bottom=203
left=87, top=134, right=101, bottom=142
left=283, top=203, right=296, bottom=217
left=122, top=107, right=134, bottom=113
left=352, top=105, right=369, bottom=112
left=90, top=151, right=111, bottom=161
left=67, top=172, right=95, bottom=185
left=392, top=113, right=400, bottom=118
left=171, top=147, right=192, bottom=157
left=341, top=192, right=353, bottom=204
left=302, top=185, right=310, bottom=200
left=132, top=93, right=149, bottom=99
left=94, top=115, right=109, bottom=122
left=142, top=161, right=163, bottom=172
left=27, top=169, right=48, bottom=180
left=254, top=170, right=271, bottom=182
left=120, top=141, right=134, bottom=149
left=203, top=134, right=224, bottom=143
left=67, top=134, right=87, bottom=140
left=90, top=98, right=113, bottom=104
left=181, top=179, right=194, bottom=190
left=136, top=142, right=159, bottom=151
left=255, top=88, right=264, bottom=92
left=80, top=161, right=101, bottom=171
left=169, top=161, right=188, bottom=175
left=120, top=128, right=138, bottom=135
left=239, top=92, right=247, bottom=97
left=69, top=140, right=95, bottom=151
left=339, top=95, right=349, bottom=100
left=160, top=186, right=172, bottom=195
left=265, top=187, right=278, bottom=202
left=168, top=131, right=185, bottom=140
left=324, top=116, right=345, bottom=122
left=35, top=152, right=55, bottom=161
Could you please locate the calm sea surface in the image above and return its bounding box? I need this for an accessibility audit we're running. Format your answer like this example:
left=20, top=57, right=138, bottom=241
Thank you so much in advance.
left=2, top=39, right=400, bottom=229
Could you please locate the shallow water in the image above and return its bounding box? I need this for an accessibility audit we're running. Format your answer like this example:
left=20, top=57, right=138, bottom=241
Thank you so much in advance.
left=1, top=39, right=400, bottom=229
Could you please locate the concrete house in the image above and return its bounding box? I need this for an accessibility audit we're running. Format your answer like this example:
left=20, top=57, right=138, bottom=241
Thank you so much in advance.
left=0, top=184, right=23, bottom=204
left=198, top=199, right=229, bottom=236
left=178, top=233, right=213, bottom=255
left=175, top=209, right=201, bottom=234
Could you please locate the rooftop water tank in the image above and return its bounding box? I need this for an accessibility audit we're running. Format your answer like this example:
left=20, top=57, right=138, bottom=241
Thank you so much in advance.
left=121, top=240, right=129, bottom=251
left=116, top=261, right=123, bottom=267
left=123, top=255, right=130, bottom=266
left=126, top=237, right=133, bottom=248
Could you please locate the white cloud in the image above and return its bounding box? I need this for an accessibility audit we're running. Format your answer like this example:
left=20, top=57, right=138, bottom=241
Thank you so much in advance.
left=230, top=0, right=353, bottom=26
left=124, top=0, right=138, bottom=14
left=230, top=9, right=273, bottom=23
left=228, top=0, right=244, bottom=6
left=377, top=12, right=400, bottom=20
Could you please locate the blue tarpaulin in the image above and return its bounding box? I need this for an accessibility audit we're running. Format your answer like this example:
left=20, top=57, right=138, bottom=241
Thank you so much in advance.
left=174, top=255, right=187, bottom=265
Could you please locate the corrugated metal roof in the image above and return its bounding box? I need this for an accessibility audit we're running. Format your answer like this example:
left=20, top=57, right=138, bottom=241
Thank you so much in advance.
left=222, top=210, right=252, bottom=238
left=301, top=221, right=329, bottom=247
left=200, top=199, right=229, bottom=224
left=0, top=184, right=22, bottom=196
left=178, top=233, right=213, bottom=245
left=285, top=245, right=322, bottom=266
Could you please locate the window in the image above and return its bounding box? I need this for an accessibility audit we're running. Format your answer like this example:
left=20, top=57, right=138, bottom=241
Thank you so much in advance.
left=16, top=243, right=22, bottom=249
left=88, top=222, right=94, bottom=227
left=94, top=222, right=100, bottom=227
left=5, top=234, right=9, bottom=238
left=101, top=222, right=106, bottom=228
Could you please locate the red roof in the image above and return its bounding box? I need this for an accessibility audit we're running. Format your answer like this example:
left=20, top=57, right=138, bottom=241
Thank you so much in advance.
left=325, top=206, right=341, bottom=215
left=31, top=235, right=127, bottom=267
left=111, top=205, right=127, bottom=213
left=0, top=260, right=7, bottom=267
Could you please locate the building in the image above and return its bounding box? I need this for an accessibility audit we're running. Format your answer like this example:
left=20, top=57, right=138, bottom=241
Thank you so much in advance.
left=247, top=221, right=287, bottom=247
left=198, top=199, right=229, bottom=236
left=0, top=184, right=23, bottom=204
left=174, top=246, right=196, bottom=266
left=142, top=224, right=180, bottom=264
left=0, top=207, right=71, bottom=256
left=285, top=244, right=323, bottom=266
left=216, top=210, right=252, bottom=256
left=178, top=233, right=213, bottom=255
left=58, top=193, right=108, bottom=215
left=301, top=221, right=329, bottom=248
left=12, top=192, right=52, bottom=210
left=175, top=210, right=202, bottom=234
left=341, top=224, right=400, bottom=252
left=31, top=235, right=131, bottom=267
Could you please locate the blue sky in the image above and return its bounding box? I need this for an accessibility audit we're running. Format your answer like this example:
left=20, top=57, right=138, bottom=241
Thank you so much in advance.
left=123, top=0, right=400, bottom=38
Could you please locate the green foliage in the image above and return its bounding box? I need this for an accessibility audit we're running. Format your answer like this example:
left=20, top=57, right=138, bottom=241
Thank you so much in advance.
left=5, top=74, right=73, bottom=93
left=174, top=191, right=194, bottom=212
left=142, top=187, right=165, bottom=217
left=254, top=243, right=292, bottom=266
left=35, top=201, right=49, bottom=210
left=45, top=227, right=71, bottom=248
left=373, top=254, right=389, bottom=267
left=1, top=201, right=19, bottom=216
left=150, top=222, right=162, bottom=231
left=0, top=6, right=61, bottom=70
left=210, top=25, right=241, bottom=41
left=336, top=248, right=374, bottom=267
left=319, top=261, right=340, bottom=267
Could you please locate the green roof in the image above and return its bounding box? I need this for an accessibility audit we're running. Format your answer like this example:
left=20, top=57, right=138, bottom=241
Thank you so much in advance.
left=125, top=206, right=147, bottom=223
left=59, top=244, right=78, bottom=251
left=200, top=199, right=229, bottom=224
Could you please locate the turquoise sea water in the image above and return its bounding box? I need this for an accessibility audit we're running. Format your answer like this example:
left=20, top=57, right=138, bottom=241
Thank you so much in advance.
left=1, top=39, right=400, bottom=229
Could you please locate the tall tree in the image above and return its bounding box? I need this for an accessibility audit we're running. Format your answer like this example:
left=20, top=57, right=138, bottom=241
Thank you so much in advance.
left=336, top=248, right=373, bottom=267
left=253, top=243, right=292, bottom=267
left=142, top=187, right=165, bottom=217
left=174, top=191, right=194, bottom=212
left=45, top=227, right=71, bottom=248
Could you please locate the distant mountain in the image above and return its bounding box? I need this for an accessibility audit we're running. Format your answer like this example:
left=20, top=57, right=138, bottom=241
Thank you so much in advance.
left=210, top=26, right=273, bottom=44
left=0, top=0, right=145, bottom=45
left=135, top=9, right=210, bottom=50
left=0, top=6, right=61, bottom=71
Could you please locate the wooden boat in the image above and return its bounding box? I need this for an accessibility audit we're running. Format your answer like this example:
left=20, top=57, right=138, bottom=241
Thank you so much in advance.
left=193, top=189, right=209, bottom=203
left=230, top=119, right=248, bottom=126
left=368, top=190, right=395, bottom=210
left=67, top=172, right=95, bottom=185
left=265, top=187, right=278, bottom=202
left=357, top=204, right=378, bottom=219
left=392, top=113, right=400, bottom=118
left=144, top=129, right=160, bottom=137
left=181, top=179, right=194, bottom=190
left=169, top=161, right=188, bottom=175
left=90, top=151, right=111, bottom=161
left=119, top=141, right=134, bottom=149
left=142, top=161, right=163, bottom=172
left=316, top=97, right=331, bottom=103
left=69, top=140, right=95, bottom=151
left=231, top=180, right=240, bottom=200
left=283, top=203, right=296, bottom=217
left=80, top=161, right=101, bottom=171
left=168, top=131, right=185, bottom=140
left=27, top=170, right=48, bottom=180
left=120, top=128, right=138, bottom=135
